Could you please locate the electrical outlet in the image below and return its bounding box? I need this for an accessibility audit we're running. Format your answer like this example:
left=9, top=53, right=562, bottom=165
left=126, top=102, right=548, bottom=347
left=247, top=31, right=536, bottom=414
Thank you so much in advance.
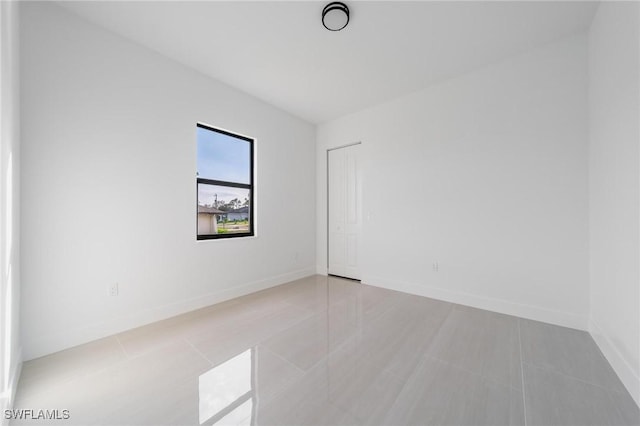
left=433, top=262, right=439, bottom=272
left=109, top=282, right=119, bottom=297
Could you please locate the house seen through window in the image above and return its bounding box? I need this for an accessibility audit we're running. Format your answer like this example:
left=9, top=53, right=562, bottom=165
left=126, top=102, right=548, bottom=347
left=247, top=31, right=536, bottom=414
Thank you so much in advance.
left=197, top=123, right=254, bottom=240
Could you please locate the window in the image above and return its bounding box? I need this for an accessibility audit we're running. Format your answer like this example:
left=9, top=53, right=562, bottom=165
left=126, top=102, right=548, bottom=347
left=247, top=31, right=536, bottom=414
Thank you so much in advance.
left=197, top=123, right=254, bottom=240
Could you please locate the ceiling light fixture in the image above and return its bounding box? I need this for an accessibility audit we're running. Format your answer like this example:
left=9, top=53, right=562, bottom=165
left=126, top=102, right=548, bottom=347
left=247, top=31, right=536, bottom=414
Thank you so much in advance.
left=322, top=2, right=349, bottom=32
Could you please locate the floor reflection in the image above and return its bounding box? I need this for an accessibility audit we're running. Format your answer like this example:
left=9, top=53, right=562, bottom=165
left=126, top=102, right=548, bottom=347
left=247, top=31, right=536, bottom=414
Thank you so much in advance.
left=199, top=348, right=255, bottom=425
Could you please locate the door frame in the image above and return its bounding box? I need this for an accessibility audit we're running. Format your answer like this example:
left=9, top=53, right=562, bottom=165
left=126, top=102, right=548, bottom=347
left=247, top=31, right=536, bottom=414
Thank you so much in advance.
left=326, top=141, right=362, bottom=277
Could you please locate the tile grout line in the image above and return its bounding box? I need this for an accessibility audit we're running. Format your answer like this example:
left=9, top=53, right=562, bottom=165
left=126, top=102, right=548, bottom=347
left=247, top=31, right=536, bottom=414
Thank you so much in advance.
left=522, top=360, right=627, bottom=395
left=523, top=360, right=638, bottom=423
left=604, top=383, right=639, bottom=424
left=183, top=338, right=215, bottom=367
left=427, top=353, right=522, bottom=392
left=23, top=336, right=134, bottom=402
left=376, top=305, right=457, bottom=423
left=248, top=346, right=322, bottom=420
left=260, top=345, right=307, bottom=375
left=114, top=334, right=132, bottom=360
left=518, top=319, right=528, bottom=426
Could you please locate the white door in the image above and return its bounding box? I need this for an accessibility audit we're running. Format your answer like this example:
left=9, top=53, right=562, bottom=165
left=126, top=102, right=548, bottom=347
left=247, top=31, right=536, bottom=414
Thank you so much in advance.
left=328, top=144, right=361, bottom=280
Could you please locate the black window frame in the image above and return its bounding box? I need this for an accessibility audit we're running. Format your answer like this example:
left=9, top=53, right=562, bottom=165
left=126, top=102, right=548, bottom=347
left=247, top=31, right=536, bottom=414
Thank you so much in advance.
left=196, top=123, right=255, bottom=240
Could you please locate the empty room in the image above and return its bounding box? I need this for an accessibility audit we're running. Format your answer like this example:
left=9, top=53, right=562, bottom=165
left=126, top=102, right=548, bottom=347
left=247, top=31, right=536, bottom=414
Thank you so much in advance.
left=0, top=0, right=638, bottom=425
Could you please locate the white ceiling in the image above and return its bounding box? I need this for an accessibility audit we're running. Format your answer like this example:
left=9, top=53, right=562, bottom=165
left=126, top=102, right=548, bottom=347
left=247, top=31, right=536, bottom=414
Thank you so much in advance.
left=58, top=1, right=599, bottom=124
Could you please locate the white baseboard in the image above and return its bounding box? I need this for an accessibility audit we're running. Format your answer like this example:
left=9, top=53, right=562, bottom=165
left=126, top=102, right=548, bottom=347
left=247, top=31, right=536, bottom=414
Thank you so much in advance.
left=590, top=319, right=640, bottom=407
left=23, top=268, right=316, bottom=360
left=363, top=275, right=589, bottom=330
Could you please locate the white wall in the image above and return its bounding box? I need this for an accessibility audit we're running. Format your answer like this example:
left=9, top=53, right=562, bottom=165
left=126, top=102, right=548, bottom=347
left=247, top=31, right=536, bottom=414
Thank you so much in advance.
left=0, top=0, right=22, bottom=418
left=588, top=2, right=640, bottom=406
left=317, top=34, right=590, bottom=330
left=20, top=2, right=316, bottom=360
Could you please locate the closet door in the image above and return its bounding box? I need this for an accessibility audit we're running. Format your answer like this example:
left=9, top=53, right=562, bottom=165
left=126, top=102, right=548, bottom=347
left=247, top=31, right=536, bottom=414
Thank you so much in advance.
left=328, top=144, right=361, bottom=280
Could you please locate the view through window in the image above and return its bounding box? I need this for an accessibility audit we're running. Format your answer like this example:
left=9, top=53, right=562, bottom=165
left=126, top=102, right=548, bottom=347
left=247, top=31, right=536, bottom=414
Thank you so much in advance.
left=197, top=124, right=254, bottom=239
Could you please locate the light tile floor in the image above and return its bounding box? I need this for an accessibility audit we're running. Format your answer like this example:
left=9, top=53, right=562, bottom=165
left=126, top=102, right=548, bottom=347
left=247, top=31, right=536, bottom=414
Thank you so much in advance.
left=11, top=275, right=640, bottom=425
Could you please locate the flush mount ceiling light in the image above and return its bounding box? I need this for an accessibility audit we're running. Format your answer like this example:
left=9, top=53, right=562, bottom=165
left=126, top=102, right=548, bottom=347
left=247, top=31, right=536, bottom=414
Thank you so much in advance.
left=322, top=2, right=350, bottom=31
